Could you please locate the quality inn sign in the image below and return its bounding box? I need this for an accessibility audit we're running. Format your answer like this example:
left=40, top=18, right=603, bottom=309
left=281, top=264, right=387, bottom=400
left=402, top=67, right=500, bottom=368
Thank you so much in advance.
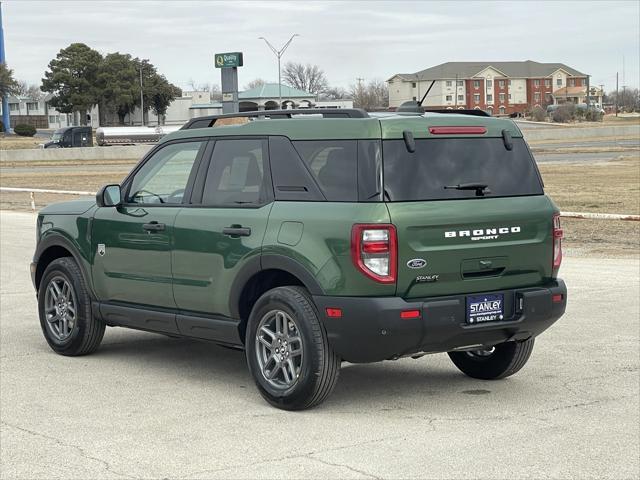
left=215, top=52, right=243, bottom=68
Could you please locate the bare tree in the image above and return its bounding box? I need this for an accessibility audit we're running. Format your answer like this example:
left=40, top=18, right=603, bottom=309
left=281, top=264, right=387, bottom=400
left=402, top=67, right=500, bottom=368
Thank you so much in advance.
left=321, top=86, right=349, bottom=100
left=210, top=83, right=222, bottom=102
left=282, top=62, right=328, bottom=95
left=187, top=79, right=211, bottom=92
left=244, top=78, right=266, bottom=90
left=349, top=79, right=389, bottom=111
left=24, top=84, right=44, bottom=116
left=608, top=88, right=639, bottom=112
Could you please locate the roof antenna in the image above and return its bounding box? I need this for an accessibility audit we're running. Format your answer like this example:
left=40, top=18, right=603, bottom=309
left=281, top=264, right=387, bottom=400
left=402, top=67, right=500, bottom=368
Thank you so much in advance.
left=397, top=80, right=435, bottom=113
left=418, top=80, right=436, bottom=106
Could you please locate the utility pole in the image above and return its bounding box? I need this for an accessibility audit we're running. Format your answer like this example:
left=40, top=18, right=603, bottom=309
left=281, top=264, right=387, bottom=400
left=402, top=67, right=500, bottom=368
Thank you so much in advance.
left=259, top=34, right=300, bottom=108
left=455, top=73, right=458, bottom=107
left=586, top=74, right=590, bottom=107
left=139, top=65, right=144, bottom=126
left=0, top=2, right=11, bottom=133
left=616, top=72, right=619, bottom=116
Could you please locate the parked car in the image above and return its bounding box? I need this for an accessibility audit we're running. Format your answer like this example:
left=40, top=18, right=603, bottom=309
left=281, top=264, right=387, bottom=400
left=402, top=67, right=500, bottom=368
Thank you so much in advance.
left=31, top=108, right=567, bottom=410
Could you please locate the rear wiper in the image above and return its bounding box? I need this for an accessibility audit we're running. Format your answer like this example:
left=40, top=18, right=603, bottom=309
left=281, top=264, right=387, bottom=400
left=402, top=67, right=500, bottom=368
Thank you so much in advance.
left=444, top=183, right=491, bottom=196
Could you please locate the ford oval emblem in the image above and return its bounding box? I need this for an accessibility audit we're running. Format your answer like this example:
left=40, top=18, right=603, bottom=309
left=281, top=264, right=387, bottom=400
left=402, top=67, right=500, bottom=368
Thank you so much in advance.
left=407, top=258, right=427, bottom=269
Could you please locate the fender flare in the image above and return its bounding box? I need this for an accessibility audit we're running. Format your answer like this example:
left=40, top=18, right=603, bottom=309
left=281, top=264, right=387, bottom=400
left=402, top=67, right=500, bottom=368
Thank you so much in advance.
left=228, top=254, right=324, bottom=319
left=34, top=233, right=95, bottom=297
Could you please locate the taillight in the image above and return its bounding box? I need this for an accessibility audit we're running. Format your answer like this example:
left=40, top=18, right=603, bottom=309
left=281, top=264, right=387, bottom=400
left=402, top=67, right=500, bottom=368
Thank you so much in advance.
left=552, top=213, right=563, bottom=270
left=351, top=224, right=397, bottom=283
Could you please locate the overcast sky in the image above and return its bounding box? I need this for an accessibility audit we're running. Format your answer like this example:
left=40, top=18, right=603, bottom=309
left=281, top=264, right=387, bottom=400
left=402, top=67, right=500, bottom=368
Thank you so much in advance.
left=3, top=0, right=639, bottom=93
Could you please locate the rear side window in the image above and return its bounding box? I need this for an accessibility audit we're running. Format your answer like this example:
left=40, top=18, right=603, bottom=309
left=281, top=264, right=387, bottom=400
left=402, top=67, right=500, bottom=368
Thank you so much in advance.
left=383, top=137, right=543, bottom=201
left=293, top=140, right=357, bottom=201
left=202, top=139, right=269, bottom=205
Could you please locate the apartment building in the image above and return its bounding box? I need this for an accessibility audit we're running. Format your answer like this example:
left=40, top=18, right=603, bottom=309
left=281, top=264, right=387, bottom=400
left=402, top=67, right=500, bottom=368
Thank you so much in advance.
left=387, top=61, right=599, bottom=115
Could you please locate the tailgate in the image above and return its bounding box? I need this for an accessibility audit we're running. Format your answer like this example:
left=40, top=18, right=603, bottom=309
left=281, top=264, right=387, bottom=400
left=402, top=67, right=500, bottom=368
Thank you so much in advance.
left=388, top=196, right=555, bottom=299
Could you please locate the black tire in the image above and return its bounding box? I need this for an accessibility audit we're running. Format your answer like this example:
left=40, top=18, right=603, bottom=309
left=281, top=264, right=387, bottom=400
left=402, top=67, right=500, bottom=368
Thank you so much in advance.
left=448, top=338, right=535, bottom=380
left=245, top=286, right=340, bottom=410
left=38, top=257, right=105, bottom=356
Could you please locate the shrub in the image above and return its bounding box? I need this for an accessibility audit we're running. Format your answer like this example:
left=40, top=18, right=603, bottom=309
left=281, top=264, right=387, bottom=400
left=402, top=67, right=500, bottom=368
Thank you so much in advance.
left=585, top=109, right=603, bottom=122
left=0, top=119, right=4, bottom=133
left=14, top=124, right=36, bottom=137
left=552, top=104, right=575, bottom=123
left=531, top=106, right=546, bottom=122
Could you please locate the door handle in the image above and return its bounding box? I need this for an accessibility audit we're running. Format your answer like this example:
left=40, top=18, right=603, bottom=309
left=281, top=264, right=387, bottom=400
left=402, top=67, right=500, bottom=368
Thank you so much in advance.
left=223, top=226, right=251, bottom=237
left=142, top=221, right=166, bottom=232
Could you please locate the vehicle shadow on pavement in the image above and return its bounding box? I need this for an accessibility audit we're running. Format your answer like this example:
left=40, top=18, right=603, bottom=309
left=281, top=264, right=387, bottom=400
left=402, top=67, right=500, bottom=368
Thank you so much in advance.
left=92, top=332, right=516, bottom=407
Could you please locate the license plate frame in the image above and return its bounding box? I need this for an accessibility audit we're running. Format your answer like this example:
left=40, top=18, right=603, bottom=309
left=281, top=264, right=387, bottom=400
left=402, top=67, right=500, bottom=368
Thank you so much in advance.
left=466, top=293, right=505, bottom=324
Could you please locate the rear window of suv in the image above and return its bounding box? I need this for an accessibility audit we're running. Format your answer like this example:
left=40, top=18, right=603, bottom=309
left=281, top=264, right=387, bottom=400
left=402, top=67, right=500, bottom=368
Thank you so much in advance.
left=382, top=137, right=543, bottom=201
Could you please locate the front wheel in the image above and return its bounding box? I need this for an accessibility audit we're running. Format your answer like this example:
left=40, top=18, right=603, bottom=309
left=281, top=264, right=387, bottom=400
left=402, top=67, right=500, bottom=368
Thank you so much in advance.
left=38, top=257, right=105, bottom=356
left=245, top=286, right=340, bottom=410
left=448, top=338, right=535, bottom=380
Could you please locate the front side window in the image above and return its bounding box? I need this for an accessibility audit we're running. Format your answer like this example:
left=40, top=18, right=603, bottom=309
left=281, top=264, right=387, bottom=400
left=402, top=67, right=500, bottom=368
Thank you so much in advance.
left=293, top=140, right=358, bottom=201
left=203, top=139, right=268, bottom=205
left=127, top=141, right=204, bottom=204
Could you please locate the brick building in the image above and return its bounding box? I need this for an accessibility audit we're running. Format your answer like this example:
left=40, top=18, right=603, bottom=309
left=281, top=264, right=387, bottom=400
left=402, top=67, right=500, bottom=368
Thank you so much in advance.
left=387, top=61, right=601, bottom=115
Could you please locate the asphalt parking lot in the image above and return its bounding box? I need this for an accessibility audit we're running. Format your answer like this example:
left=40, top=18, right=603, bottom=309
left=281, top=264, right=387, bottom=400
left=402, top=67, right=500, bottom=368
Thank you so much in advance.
left=1, top=210, right=638, bottom=479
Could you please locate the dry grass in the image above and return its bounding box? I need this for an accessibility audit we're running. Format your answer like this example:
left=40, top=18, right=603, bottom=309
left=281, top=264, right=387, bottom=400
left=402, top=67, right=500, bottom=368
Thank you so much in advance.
left=538, top=156, right=639, bottom=257
left=0, top=136, right=43, bottom=150
left=1, top=156, right=639, bottom=258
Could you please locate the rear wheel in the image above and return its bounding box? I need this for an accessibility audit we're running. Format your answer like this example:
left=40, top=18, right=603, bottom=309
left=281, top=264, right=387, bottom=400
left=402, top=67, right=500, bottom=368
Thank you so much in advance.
left=38, top=257, right=105, bottom=356
left=448, top=338, right=535, bottom=380
left=245, top=286, right=340, bottom=410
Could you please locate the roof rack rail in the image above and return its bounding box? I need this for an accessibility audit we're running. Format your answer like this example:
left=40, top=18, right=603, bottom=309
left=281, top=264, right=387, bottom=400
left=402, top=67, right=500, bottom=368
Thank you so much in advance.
left=425, top=109, right=491, bottom=117
left=181, top=108, right=369, bottom=130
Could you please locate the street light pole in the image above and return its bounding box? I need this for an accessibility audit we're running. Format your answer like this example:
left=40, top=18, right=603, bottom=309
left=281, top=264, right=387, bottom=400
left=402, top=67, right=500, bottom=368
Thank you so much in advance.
left=259, top=34, right=300, bottom=108
left=0, top=2, right=11, bottom=134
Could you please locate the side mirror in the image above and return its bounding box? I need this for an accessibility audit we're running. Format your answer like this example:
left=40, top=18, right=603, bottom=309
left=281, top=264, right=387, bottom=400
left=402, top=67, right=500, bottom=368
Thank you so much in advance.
left=96, top=184, right=122, bottom=207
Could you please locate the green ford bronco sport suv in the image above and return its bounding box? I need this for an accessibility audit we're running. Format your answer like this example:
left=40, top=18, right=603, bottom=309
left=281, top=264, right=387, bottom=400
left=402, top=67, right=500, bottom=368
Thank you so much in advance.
left=31, top=108, right=566, bottom=410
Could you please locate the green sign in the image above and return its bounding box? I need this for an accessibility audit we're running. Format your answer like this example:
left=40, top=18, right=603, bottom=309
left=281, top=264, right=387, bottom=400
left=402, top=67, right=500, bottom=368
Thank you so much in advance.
left=215, top=52, right=243, bottom=68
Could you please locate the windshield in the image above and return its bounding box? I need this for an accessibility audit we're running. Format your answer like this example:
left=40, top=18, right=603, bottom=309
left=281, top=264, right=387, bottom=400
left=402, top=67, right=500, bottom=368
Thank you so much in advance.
left=383, top=137, right=543, bottom=201
left=51, top=130, right=65, bottom=141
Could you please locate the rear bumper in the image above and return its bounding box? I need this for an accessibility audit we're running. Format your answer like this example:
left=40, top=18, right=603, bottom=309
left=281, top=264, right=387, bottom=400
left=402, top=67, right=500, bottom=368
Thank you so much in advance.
left=313, top=279, right=567, bottom=363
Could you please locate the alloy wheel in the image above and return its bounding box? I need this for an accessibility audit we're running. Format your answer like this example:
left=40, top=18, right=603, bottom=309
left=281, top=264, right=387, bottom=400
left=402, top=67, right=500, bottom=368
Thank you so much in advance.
left=44, top=275, right=77, bottom=342
left=255, top=310, right=304, bottom=389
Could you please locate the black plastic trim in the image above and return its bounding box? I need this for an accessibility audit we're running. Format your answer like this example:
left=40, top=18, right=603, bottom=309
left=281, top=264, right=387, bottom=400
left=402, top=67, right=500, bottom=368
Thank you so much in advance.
left=313, top=280, right=567, bottom=363
left=261, top=255, right=324, bottom=295
left=97, top=302, right=243, bottom=346
left=33, top=233, right=95, bottom=297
